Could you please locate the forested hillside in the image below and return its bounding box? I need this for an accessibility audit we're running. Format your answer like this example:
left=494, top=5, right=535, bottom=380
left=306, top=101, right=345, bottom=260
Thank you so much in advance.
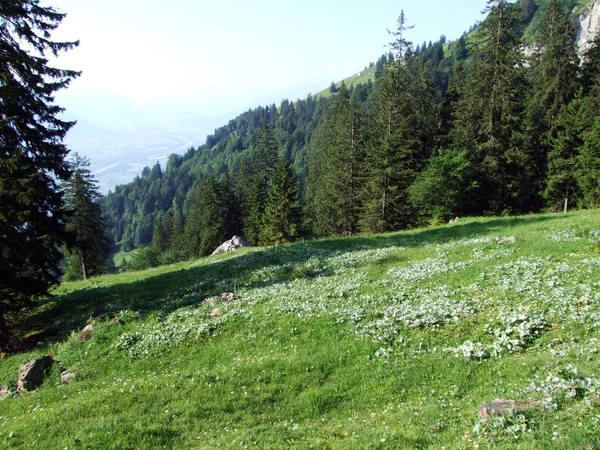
left=103, top=0, right=600, bottom=269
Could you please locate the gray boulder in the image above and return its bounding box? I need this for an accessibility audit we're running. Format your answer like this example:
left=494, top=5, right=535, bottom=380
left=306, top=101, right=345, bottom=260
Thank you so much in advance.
left=17, top=355, right=55, bottom=393
left=211, top=236, right=252, bottom=255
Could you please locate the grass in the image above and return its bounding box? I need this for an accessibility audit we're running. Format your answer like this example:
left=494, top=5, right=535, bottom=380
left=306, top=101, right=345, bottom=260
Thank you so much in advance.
left=314, top=66, right=376, bottom=99
left=1, top=210, right=600, bottom=448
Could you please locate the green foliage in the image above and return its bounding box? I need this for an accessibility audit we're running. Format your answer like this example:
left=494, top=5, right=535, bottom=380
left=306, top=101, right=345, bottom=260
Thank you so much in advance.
left=185, top=175, right=228, bottom=257
left=62, top=153, right=110, bottom=281
left=577, top=117, right=600, bottom=208
left=408, top=149, right=477, bottom=223
left=452, top=0, right=529, bottom=215
left=0, top=0, right=79, bottom=347
left=306, top=83, right=363, bottom=237
left=260, top=159, right=302, bottom=245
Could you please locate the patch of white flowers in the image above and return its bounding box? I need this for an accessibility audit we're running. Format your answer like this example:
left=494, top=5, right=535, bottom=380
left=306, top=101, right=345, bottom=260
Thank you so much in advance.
left=521, top=364, right=600, bottom=410
left=447, top=307, right=546, bottom=359
left=114, top=305, right=227, bottom=359
left=547, top=226, right=582, bottom=242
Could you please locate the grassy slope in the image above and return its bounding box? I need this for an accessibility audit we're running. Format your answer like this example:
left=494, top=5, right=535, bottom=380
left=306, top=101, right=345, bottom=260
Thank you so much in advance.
left=1, top=211, right=600, bottom=448
left=313, top=66, right=376, bottom=99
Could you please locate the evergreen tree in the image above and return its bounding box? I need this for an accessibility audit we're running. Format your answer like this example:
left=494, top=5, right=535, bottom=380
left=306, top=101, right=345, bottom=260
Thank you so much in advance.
left=243, top=123, right=279, bottom=244
left=0, top=1, right=79, bottom=348
left=360, top=20, right=436, bottom=233
left=452, top=0, right=527, bottom=215
left=152, top=211, right=172, bottom=253
left=544, top=97, right=585, bottom=211
left=525, top=0, right=579, bottom=210
left=62, top=153, right=110, bottom=281
left=184, top=176, right=226, bottom=257
left=576, top=116, right=600, bottom=209
left=260, top=159, right=301, bottom=245
left=221, top=171, right=242, bottom=239
left=306, top=83, right=363, bottom=237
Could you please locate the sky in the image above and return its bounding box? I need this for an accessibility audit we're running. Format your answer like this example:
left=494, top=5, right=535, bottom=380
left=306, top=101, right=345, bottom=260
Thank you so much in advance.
left=49, top=0, right=488, bottom=123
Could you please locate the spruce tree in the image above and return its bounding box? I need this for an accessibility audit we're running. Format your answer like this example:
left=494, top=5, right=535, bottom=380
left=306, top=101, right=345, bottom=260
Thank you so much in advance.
left=184, top=176, right=227, bottom=257
left=525, top=0, right=579, bottom=210
left=62, top=153, right=110, bottom=281
left=260, top=158, right=301, bottom=245
left=360, top=16, right=436, bottom=233
left=306, top=83, right=363, bottom=237
left=576, top=117, right=600, bottom=209
left=451, top=0, right=527, bottom=215
left=244, top=123, right=279, bottom=244
left=0, top=1, right=79, bottom=348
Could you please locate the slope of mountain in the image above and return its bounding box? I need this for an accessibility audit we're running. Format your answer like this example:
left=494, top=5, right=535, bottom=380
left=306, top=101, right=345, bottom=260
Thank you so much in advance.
left=1, top=210, right=599, bottom=448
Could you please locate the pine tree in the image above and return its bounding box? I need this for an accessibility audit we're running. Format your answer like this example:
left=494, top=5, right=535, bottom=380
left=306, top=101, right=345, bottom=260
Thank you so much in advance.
left=62, top=153, right=110, bottom=281
left=451, top=0, right=527, bottom=215
left=525, top=0, right=579, bottom=210
left=0, top=1, right=79, bottom=348
left=260, top=159, right=301, bottom=245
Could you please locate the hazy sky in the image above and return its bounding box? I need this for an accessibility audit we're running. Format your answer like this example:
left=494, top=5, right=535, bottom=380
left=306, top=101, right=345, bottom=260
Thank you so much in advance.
left=50, top=0, right=487, bottom=119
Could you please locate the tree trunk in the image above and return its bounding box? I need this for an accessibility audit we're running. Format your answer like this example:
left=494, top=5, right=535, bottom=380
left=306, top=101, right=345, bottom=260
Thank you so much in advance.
left=81, top=254, right=87, bottom=281
left=0, top=311, right=11, bottom=352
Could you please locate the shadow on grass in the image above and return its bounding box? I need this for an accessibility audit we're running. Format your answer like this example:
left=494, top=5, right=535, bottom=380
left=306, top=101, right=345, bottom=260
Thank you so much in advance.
left=14, top=213, right=562, bottom=351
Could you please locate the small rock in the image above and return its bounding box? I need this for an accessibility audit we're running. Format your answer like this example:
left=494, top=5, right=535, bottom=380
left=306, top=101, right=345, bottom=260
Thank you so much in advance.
left=17, top=355, right=55, bottom=393
left=211, top=236, right=252, bottom=255
left=82, top=324, right=94, bottom=333
left=0, top=386, right=10, bottom=400
left=210, top=308, right=221, bottom=318
left=499, top=235, right=517, bottom=244
left=478, top=399, right=542, bottom=418
left=61, top=371, right=76, bottom=384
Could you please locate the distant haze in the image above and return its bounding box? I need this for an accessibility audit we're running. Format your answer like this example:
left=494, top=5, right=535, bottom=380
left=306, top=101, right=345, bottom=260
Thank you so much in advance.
left=48, top=0, right=486, bottom=191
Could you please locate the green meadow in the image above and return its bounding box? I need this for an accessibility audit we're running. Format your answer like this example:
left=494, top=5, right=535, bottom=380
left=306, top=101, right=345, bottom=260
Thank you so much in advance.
left=1, top=210, right=600, bottom=449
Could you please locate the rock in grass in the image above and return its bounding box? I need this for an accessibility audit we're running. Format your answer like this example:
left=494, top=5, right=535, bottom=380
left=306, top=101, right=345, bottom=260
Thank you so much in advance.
left=210, top=308, right=222, bottom=318
left=17, top=355, right=55, bottom=393
left=0, top=386, right=10, bottom=399
left=61, top=371, right=76, bottom=384
left=76, top=324, right=93, bottom=342
left=478, top=399, right=542, bottom=418
left=499, top=235, right=517, bottom=244
left=211, top=236, right=252, bottom=255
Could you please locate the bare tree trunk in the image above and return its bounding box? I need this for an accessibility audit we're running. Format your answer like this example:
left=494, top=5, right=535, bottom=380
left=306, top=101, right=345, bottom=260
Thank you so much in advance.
left=81, top=254, right=87, bottom=281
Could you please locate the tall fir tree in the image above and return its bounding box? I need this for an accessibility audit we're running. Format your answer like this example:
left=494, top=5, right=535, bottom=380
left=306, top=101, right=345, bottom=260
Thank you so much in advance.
left=244, top=123, right=279, bottom=244
left=0, top=1, right=79, bottom=348
left=306, top=83, right=363, bottom=237
left=62, top=153, right=110, bottom=281
left=360, top=22, right=436, bottom=233
left=260, top=158, right=302, bottom=245
left=184, top=176, right=227, bottom=257
left=526, top=0, right=579, bottom=210
left=452, top=0, right=528, bottom=215
left=576, top=116, right=600, bottom=209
